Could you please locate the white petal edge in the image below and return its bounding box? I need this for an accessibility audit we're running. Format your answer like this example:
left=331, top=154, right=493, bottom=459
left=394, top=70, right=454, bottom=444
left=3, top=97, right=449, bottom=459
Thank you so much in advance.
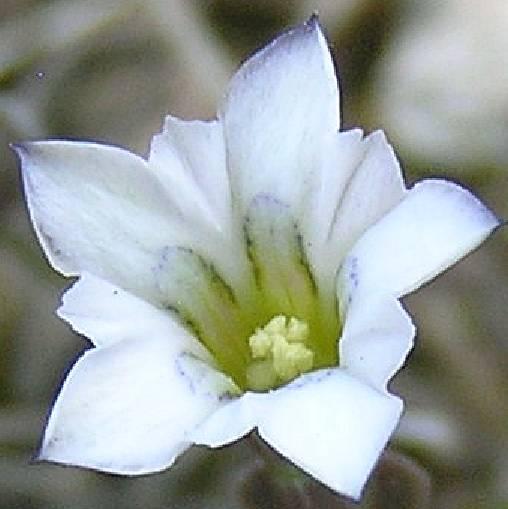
left=40, top=319, right=237, bottom=474
left=222, top=17, right=340, bottom=213
left=338, top=179, right=500, bottom=305
left=339, top=290, right=416, bottom=389
left=299, top=128, right=365, bottom=274
left=149, top=116, right=232, bottom=235
left=192, top=368, right=402, bottom=500
left=14, top=141, right=193, bottom=303
left=57, top=272, right=210, bottom=362
left=328, top=131, right=406, bottom=258
left=308, top=130, right=407, bottom=294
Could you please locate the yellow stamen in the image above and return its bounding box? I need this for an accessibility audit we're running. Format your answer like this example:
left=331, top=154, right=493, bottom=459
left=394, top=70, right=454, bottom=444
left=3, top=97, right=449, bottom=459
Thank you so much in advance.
left=287, top=316, right=309, bottom=342
left=246, top=315, right=314, bottom=390
left=249, top=329, right=272, bottom=359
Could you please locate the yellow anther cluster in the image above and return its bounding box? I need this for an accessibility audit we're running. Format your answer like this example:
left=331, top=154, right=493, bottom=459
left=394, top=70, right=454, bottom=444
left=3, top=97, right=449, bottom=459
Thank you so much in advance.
left=246, top=315, right=314, bottom=391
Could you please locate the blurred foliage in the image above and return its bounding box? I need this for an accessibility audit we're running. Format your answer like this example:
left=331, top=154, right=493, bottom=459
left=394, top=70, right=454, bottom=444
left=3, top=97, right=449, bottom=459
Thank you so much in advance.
left=0, top=0, right=507, bottom=508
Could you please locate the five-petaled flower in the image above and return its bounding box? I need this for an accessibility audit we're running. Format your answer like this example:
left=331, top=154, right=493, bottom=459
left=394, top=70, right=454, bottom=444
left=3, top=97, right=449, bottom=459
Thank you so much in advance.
left=14, top=17, right=499, bottom=500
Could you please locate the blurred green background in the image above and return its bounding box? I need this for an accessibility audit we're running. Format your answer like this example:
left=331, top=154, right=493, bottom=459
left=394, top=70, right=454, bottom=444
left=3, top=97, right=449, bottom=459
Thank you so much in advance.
left=0, top=0, right=507, bottom=507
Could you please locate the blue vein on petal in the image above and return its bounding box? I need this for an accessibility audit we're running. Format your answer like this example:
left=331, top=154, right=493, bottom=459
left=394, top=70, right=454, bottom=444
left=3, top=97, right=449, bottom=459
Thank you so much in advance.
left=153, top=245, right=237, bottom=341
left=174, top=352, right=237, bottom=402
left=243, top=193, right=318, bottom=294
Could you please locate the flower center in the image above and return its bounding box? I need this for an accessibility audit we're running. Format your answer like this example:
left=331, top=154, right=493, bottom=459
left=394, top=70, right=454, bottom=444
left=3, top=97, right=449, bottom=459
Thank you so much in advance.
left=155, top=196, right=342, bottom=392
left=245, top=315, right=314, bottom=391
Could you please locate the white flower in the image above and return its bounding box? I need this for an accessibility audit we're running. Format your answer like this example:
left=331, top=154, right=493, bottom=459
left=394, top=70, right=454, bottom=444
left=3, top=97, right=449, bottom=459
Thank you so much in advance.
left=14, top=18, right=499, bottom=500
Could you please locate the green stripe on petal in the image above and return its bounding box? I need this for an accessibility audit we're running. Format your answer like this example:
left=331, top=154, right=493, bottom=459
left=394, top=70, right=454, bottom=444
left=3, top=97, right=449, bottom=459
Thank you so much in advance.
left=243, top=195, right=340, bottom=368
left=244, top=195, right=317, bottom=315
left=153, top=246, right=252, bottom=387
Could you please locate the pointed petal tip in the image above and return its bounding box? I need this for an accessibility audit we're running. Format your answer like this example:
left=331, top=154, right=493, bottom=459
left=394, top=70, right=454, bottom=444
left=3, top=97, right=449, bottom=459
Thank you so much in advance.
left=31, top=447, right=43, bottom=463
left=299, top=13, right=326, bottom=42
left=342, top=177, right=501, bottom=303
left=367, top=129, right=386, bottom=141
left=10, top=141, right=56, bottom=164
left=364, top=130, right=393, bottom=149
left=491, top=214, right=504, bottom=233
left=33, top=440, right=52, bottom=464
left=10, top=141, right=31, bottom=158
left=266, top=15, right=325, bottom=52
left=30, top=458, right=44, bottom=468
left=33, top=452, right=47, bottom=464
left=306, top=12, right=320, bottom=28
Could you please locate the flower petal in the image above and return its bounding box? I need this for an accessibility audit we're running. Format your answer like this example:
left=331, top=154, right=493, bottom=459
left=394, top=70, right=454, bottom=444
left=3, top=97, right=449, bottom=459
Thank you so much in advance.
left=192, top=368, right=402, bottom=500
left=299, top=129, right=365, bottom=253
left=243, top=194, right=338, bottom=365
left=338, top=179, right=500, bottom=303
left=41, top=277, right=238, bottom=473
left=40, top=341, right=235, bottom=474
left=328, top=131, right=406, bottom=259
left=153, top=246, right=251, bottom=387
left=244, top=194, right=317, bottom=320
left=339, top=290, right=416, bottom=389
left=58, top=272, right=209, bottom=360
left=15, top=141, right=191, bottom=303
left=222, top=17, right=340, bottom=212
left=149, top=116, right=232, bottom=234
left=256, top=370, right=402, bottom=499
left=307, top=131, right=407, bottom=293
left=190, top=391, right=262, bottom=448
